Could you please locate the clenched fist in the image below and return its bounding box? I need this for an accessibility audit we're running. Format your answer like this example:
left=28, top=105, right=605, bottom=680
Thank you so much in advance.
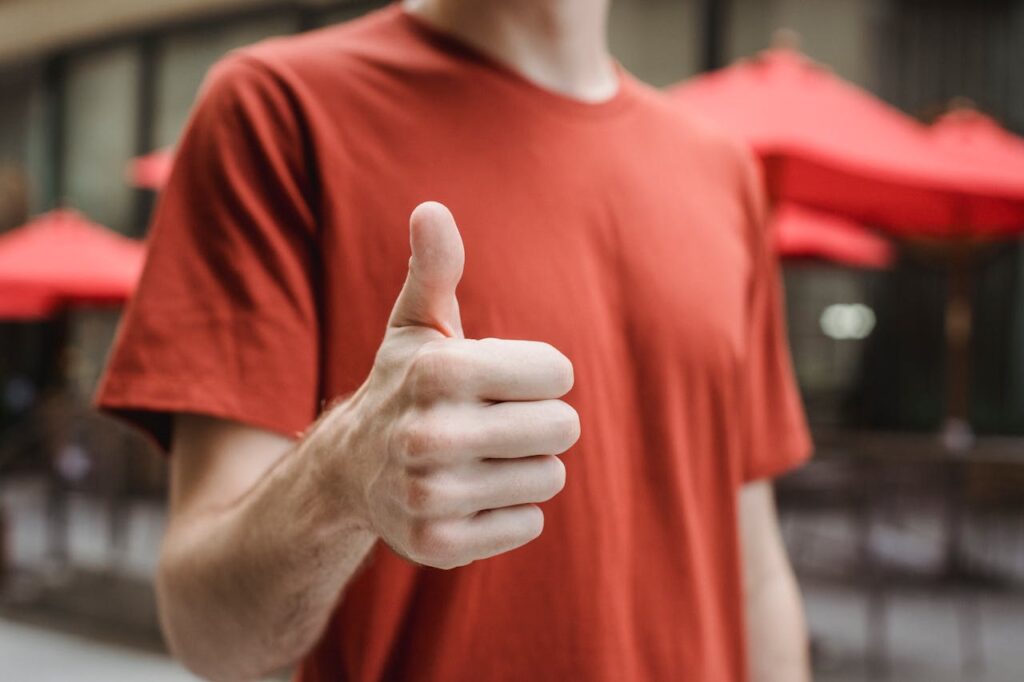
left=315, top=202, right=580, bottom=570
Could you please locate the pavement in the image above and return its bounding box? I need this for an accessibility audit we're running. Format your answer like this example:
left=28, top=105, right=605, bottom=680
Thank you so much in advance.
left=4, top=579, right=1022, bottom=681
left=1, top=475, right=1022, bottom=681
left=0, top=618, right=197, bottom=682
left=806, top=579, right=1024, bottom=682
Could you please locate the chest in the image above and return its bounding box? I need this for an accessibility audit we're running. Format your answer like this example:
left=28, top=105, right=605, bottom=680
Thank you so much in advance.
left=316, top=120, right=752, bottom=393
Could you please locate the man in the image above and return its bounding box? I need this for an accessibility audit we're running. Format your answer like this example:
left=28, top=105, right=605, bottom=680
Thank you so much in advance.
left=97, top=1, right=812, bottom=680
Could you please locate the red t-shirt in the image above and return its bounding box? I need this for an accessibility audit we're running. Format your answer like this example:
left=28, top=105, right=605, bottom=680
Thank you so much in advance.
left=97, top=5, right=811, bottom=681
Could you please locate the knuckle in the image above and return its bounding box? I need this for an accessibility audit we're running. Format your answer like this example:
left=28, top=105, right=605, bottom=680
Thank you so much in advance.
left=408, top=521, right=462, bottom=569
left=408, top=345, right=461, bottom=401
left=397, top=420, right=443, bottom=460
left=403, top=475, right=441, bottom=515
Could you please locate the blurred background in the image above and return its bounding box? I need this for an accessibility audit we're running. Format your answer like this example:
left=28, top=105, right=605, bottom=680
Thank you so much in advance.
left=1, top=0, right=1023, bottom=680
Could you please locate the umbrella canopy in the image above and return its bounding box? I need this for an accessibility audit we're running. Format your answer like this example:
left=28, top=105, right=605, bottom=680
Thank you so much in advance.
left=0, top=286, right=59, bottom=320
left=670, top=48, right=1024, bottom=235
left=0, top=209, right=145, bottom=319
left=773, top=203, right=894, bottom=269
left=127, top=148, right=174, bottom=190
left=930, top=108, right=1024, bottom=180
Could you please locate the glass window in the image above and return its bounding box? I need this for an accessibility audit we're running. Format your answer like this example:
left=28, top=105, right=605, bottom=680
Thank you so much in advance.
left=64, top=45, right=139, bottom=234
left=0, top=67, right=35, bottom=169
left=0, top=64, right=47, bottom=224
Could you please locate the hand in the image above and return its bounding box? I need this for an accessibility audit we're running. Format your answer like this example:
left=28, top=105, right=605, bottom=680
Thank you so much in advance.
left=315, top=202, right=580, bottom=570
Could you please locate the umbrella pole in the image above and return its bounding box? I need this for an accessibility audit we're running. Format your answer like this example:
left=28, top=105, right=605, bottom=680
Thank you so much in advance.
left=44, top=309, right=72, bottom=568
left=943, top=244, right=973, bottom=439
left=941, top=243, right=974, bottom=581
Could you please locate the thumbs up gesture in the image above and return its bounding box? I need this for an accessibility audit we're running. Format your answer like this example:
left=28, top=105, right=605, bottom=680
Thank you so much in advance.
left=317, top=202, right=580, bottom=570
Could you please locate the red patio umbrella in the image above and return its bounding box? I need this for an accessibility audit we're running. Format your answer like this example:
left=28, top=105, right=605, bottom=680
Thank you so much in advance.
left=0, top=286, right=59, bottom=320
left=0, top=209, right=146, bottom=319
left=773, top=203, right=894, bottom=269
left=930, top=108, right=1024, bottom=180
left=917, top=108, right=1024, bottom=426
left=670, top=47, right=1024, bottom=235
left=127, top=148, right=174, bottom=190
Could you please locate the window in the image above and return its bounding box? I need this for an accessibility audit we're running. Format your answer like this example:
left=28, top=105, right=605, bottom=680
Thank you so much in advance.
left=0, top=64, right=47, bottom=225
left=64, top=46, right=139, bottom=234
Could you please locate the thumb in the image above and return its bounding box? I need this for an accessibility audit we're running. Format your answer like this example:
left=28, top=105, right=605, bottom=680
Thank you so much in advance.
left=388, top=201, right=465, bottom=337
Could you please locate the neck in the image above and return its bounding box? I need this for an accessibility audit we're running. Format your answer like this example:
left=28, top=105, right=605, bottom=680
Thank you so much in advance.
left=403, top=0, right=617, bottom=102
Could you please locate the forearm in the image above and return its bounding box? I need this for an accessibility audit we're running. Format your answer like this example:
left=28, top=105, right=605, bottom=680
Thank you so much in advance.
left=740, top=482, right=810, bottom=682
left=158, top=413, right=376, bottom=681
left=744, top=552, right=810, bottom=682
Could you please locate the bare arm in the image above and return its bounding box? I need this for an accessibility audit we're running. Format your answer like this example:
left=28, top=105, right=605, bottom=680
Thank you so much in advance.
left=739, top=481, right=810, bottom=682
left=155, top=203, right=578, bottom=680
left=159, top=412, right=376, bottom=681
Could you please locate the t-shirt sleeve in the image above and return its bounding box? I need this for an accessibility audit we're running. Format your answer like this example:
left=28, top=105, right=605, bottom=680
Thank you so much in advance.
left=735, top=145, right=813, bottom=482
left=94, top=53, right=320, bottom=453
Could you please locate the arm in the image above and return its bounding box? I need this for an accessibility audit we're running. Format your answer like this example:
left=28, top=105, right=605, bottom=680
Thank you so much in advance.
left=155, top=203, right=579, bottom=681
left=739, top=480, right=810, bottom=682
left=159, top=412, right=376, bottom=681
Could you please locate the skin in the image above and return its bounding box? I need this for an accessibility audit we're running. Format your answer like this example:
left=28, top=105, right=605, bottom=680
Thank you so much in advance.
left=159, top=2, right=811, bottom=680
left=740, top=481, right=811, bottom=682
left=403, top=0, right=618, bottom=101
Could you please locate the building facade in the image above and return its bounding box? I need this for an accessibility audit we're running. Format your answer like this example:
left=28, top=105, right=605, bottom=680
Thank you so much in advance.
left=1, top=0, right=1022, bottom=434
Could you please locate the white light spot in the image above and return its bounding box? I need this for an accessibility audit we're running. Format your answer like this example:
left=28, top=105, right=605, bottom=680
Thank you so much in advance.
left=820, top=303, right=876, bottom=340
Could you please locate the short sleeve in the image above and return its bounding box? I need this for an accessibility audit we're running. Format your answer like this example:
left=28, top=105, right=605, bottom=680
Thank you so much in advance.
left=94, top=53, right=320, bottom=453
left=735, top=147, right=813, bottom=482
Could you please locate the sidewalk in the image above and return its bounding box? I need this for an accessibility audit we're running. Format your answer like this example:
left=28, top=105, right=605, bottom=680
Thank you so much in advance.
left=0, top=618, right=196, bottom=682
left=805, top=578, right=1024, bottom=682
left=2, top=475, right=1023, bottom=680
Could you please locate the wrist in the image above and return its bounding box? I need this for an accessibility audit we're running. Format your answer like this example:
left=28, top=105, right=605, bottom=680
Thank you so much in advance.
left=298, top=391, right=375, bottom=535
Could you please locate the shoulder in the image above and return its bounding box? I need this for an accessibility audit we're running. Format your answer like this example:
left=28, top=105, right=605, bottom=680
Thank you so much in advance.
left=211, top=6, right=421, bottom=96
left=647, top=87, right=772, bottom=274
left=616, top=76, right=760, bottom=214
left=627, top=77, right=764, bottom=219
left=627, top=78, right=769, bottom=255
left=634, top=79, right=757, bottom=187
left=189, top=6, right=414, bottom=134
